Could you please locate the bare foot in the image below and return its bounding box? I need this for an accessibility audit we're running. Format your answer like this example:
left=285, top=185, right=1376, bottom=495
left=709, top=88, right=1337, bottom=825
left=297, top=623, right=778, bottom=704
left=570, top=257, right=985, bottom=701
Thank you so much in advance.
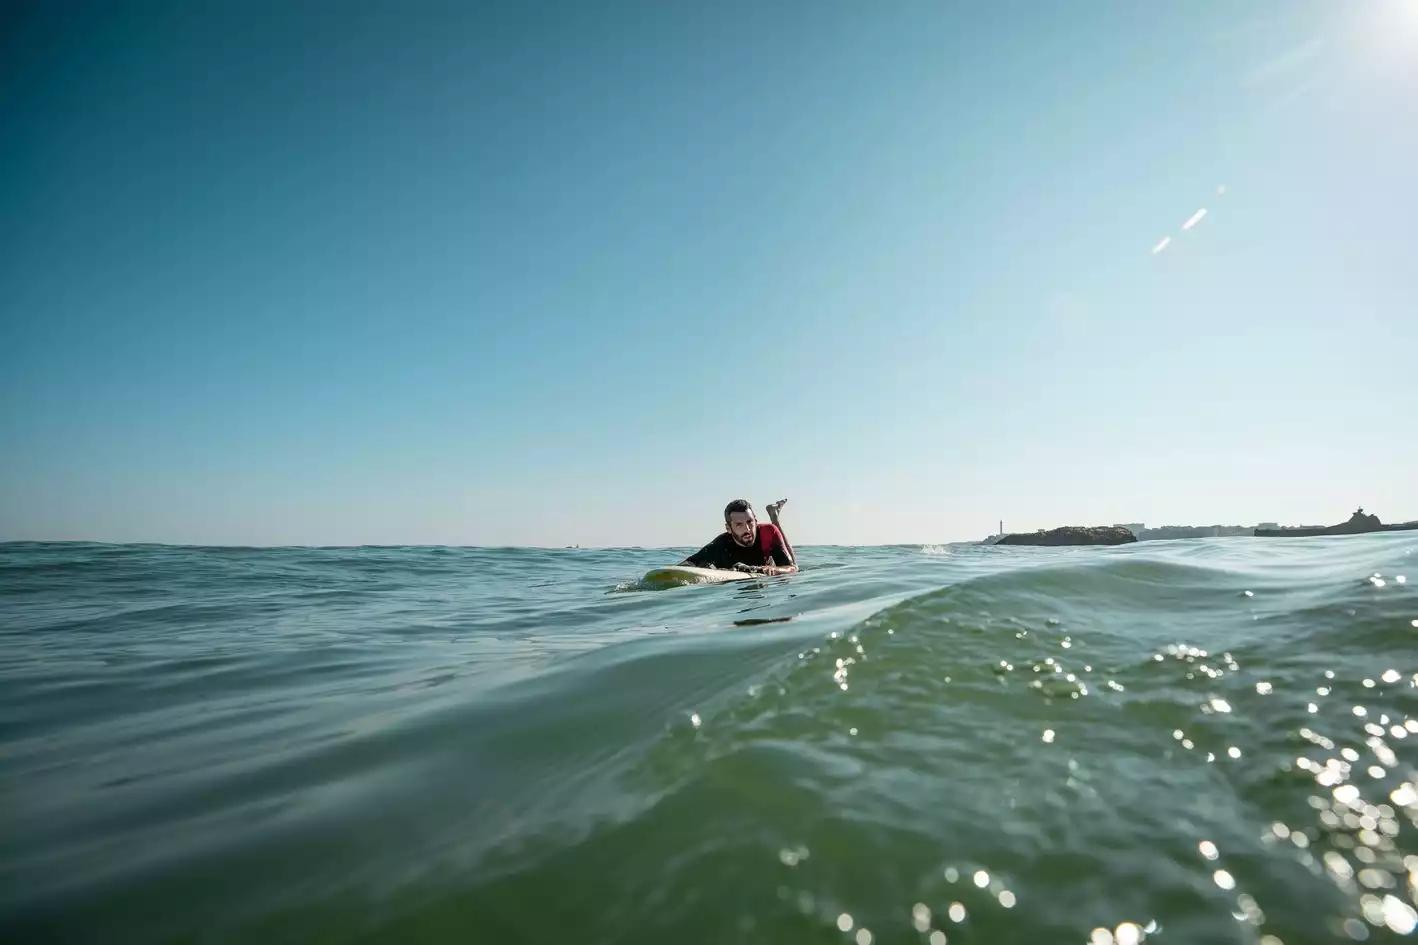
left=765, top=498, right=788, bottom=524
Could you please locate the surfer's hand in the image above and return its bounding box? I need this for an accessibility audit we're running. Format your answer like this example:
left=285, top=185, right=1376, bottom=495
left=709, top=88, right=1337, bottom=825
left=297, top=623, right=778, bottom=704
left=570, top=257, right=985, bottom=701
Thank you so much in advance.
left=733, top=563, right=758, bottom=573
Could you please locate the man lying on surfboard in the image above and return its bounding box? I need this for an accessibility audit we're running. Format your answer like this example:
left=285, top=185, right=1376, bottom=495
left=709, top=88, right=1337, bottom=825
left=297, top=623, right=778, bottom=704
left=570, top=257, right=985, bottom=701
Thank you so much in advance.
left=680, top=499, right=798, bottom=576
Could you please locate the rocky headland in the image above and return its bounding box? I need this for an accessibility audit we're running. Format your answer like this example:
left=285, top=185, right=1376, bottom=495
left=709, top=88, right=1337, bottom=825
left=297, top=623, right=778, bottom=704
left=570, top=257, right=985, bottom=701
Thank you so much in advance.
left=996, top=526, right=1138, bottom=547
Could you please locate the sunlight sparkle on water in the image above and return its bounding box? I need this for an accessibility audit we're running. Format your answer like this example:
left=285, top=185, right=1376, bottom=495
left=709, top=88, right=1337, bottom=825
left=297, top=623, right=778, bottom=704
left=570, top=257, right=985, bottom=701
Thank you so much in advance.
left=1115, top=922, right=1142, bottom=945
left=1335, top=784, right=1362, bottom=806
left=1383, top=894, right=1418, bottom=933
left=778, top=845, right=809, bottom=867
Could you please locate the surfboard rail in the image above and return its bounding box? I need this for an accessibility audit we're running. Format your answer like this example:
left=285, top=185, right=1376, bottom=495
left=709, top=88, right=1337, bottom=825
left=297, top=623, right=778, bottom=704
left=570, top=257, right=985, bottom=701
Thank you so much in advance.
left=642, top=565, right=754, bottom=587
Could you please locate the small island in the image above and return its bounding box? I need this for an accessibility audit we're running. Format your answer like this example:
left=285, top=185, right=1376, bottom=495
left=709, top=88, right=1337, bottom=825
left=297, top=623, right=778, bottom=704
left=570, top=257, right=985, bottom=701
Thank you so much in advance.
left=996, top=525, right=1138, bottom=546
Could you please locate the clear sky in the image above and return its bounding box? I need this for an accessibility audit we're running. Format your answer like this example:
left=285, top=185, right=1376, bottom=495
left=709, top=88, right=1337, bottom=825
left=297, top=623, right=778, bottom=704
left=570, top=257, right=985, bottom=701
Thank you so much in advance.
left=2, top=0, right=1416, bottom=547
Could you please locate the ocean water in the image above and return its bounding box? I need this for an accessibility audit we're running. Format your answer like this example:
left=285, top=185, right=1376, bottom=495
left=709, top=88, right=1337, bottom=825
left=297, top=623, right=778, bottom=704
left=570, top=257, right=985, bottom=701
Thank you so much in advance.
left=4, top=536, right=1418, bottom=945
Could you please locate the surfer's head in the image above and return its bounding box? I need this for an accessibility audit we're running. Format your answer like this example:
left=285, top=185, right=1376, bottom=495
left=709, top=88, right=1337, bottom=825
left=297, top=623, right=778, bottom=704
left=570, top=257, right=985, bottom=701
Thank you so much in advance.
left=723, top=499, right=757, bottom=547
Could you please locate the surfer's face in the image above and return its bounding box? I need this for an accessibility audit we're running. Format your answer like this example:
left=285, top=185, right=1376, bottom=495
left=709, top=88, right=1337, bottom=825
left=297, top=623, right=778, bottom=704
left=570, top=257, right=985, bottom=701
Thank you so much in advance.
left=726, top=511, right=757, bottom=547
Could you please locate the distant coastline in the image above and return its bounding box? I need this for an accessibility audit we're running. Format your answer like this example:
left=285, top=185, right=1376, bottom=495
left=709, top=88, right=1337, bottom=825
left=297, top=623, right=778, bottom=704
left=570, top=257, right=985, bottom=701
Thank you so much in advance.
left=986, top=508, right=1418, bottom=544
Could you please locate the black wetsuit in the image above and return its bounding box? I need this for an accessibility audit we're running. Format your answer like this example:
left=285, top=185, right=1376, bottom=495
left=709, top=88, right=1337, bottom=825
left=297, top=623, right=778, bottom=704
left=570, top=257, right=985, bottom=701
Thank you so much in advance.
left=685, top=524, right=793, bottom=569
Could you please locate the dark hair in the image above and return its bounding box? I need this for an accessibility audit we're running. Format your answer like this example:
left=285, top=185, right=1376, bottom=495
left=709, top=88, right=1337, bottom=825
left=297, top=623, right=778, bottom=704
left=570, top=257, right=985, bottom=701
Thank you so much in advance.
left=723, top=499, right=754, bottom=522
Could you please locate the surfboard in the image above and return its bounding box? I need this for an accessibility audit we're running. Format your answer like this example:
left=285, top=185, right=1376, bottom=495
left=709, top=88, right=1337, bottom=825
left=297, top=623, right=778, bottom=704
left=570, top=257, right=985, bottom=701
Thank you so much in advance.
left=642, top=565, right=754, bottom=588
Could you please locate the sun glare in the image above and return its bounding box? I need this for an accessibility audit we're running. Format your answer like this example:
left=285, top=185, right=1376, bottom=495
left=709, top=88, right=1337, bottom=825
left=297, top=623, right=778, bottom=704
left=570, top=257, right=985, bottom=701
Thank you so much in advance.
left=1398, top=0, right=1418, bottom=31
left=1361, top=0, right=1418, bottom=62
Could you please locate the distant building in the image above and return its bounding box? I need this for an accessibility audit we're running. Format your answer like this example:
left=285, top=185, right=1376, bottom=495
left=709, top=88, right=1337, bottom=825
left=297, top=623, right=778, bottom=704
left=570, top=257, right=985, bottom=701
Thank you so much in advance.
left=1257, top=523, right=1279, bottom=531
left=1115, top=523, right=1146, bottom=538
left=1137, top=524, right=1255, bottom=540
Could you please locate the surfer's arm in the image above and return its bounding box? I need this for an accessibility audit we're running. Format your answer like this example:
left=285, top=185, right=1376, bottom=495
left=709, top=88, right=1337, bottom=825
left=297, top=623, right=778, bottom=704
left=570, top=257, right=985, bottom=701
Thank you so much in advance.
left=765, top=539, right=798, bottom=574
left=681, top=539, right=719, bottom=567
left=749, top=531, right=798, bottom=574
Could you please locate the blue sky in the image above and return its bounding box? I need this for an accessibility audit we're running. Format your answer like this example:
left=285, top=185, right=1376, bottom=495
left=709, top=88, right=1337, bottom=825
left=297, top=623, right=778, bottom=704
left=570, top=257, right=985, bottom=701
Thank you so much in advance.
left=2, top=0, right=1415, bottom=546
